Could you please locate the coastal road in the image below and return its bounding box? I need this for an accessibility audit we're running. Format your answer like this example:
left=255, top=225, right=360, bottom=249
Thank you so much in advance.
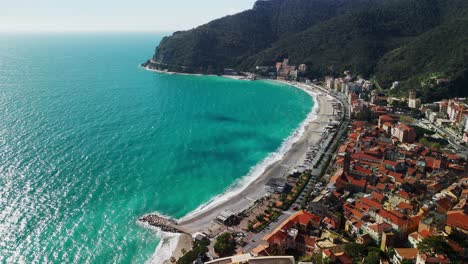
left=419, top=119, right=468, bottom=157
left=176, top=84, right=339, bottom=235
left=240, top=210, right=294, bottom=253
left=240, top=84, right=351, bottom=253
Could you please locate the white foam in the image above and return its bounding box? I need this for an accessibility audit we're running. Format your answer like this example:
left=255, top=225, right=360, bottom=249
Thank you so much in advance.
left=179, top=80, right=320, bottom=222
left=138, top=220, right=181, bottom=264
left=140, top=69, right=321, bottom=262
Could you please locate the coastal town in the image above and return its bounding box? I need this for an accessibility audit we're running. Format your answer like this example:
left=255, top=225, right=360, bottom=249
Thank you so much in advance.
left=145, top=59, right=468, bottom=264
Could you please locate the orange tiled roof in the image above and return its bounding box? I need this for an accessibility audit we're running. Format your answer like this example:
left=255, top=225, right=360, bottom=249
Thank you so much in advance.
left=359, top=197, right=383, bottom=210
left=263, top=210, right=320, bottom=242
left=446, top=210, right=468, bottom=231
left=394, top=248, right=419, bottom=260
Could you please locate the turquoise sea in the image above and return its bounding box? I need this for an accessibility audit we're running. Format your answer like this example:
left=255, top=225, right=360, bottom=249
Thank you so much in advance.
left=0, top=33, right=312, bottom=263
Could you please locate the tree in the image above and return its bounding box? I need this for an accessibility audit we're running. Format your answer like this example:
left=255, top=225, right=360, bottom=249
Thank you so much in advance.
left=344, top=242, right=366, bottom=259
left=214, top=233, right=235, bottom=257
left=417, top=236, right=455, bottom=257
left=364, top=251, right=381, bottom=264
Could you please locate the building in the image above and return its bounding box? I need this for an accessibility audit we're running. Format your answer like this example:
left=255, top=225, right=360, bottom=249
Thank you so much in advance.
left=325, top=76, right=335, bottom=90
left=298, top=64, right=307, bottom=73
left=215, top=211, right=239, bottom=226
left=252, top=210, right=320, bottom=256
left=392, top=123, right=416, bottom=143
left=224, top=68, right=239, bottom=76
left=276, top=59, right=297, bottom=80
left=334, top=78, right=343, bottom=91
left=408, top=90, right=422, bottom=109
left=416, top=253, right=450, bottom=264
left=446, top=99, right=467, bottom=123
left=378, top=115, right=397, bottom=127
left=205, top=254, right=294, bottom=264
left=266, top=178, right=288, bottom=193
left=393, top=248, right=419, bottom=264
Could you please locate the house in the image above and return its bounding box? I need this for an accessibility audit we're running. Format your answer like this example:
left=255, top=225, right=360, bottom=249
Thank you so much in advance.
left=206, top=254, right=295, bottom=264
left=266, top=178, right=288, bottom=193
left=378, top=115, right=397, bottom=127
left=364, top=222, right=393, bottom=243
left=216, top=210, right=239, bottom=226
left=322, top=250, right=352, bottom=264
left=255, top=210, right=321, bottom=255
left=408, top=91, right=421, bottom=109
left=276, top=59, right=297, bottom=80
left=392, top=124, right=416, bottom=143
left=445, top=210, right=468, bottom=234
left=408, top=230, right=433, bottom=248
left=416, top=253, right=450, bottom=264
left=393, top=248, right=419, bottom=264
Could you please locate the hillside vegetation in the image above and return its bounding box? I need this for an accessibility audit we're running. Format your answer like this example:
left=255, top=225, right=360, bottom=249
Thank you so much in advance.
left=144, top=0, right=468, bottom=100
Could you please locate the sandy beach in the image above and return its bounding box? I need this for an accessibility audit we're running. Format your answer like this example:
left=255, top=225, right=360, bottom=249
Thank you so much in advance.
left=177, top=81, right=336, bottom=232
left=142, top=67, right=339, bottom=263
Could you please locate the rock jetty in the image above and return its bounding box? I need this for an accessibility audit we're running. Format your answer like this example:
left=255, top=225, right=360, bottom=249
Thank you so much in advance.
left=139, top=214, right=191, bottom=234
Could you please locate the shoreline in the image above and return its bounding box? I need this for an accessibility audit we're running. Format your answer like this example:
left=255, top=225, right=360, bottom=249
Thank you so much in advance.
left=141, top=66, right=336, bottom=263
left=177, top=80, right=320, bottom=226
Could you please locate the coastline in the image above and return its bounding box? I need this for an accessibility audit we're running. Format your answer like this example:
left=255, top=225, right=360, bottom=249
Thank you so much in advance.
left=141, top=66, right=336, bottom=263
left=176, top=81, right=331, bottom=233
left=176, top=80, right=320, bottom=228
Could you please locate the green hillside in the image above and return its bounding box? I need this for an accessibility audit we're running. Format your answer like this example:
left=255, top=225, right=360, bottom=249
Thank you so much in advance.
left=144, top=0, right=468, bottom=100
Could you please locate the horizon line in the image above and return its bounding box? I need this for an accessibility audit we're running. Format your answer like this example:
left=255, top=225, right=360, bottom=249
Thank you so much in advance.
left=0, top=30, right=178, bottom=34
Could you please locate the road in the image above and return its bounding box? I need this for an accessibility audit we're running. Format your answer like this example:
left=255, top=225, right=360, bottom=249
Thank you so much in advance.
left=239, top=83, right=350, bottom=253
left=419, top=119, right=468, bottom=157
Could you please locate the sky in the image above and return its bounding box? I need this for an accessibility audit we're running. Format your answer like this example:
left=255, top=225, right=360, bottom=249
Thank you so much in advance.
left=0, top=0, right=256, bottom=32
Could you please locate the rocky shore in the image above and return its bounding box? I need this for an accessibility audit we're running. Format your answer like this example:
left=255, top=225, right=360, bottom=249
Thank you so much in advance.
left=139, top=215, right=190, bottom=234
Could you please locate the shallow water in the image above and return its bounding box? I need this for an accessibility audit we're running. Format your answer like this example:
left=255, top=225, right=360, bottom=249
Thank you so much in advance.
left=0, top=33, right=312, bottom=263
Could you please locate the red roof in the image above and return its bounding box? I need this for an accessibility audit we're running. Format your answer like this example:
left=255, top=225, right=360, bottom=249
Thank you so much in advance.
left=407, top=167, right=416, bottom=176
left=397, top=190, right=412, bottom=200
left=388, top=171, right=405, bottom=183
left=346, top=174, right=367, bottom=188
left=359, top=197, right=383, bottom=210
left=379, top=115, right=396, bottom=122
left=379, top=209, right=407, bottom=227
left=419, top=229, right=432, bottom=239
left=384, top=160, right=398, bottom=168
left=264, top=210, right=320, bottom=243
left=352, top=153, right=381, bottom=163
left=369, top=222, right=392, bottom=233
left=446, top=210, right=468, bottom=231
left=371, top=191, right=385, bottom=202
left=397, top=123, right=412, bottom=131
left=353, top=165, right=372, bottom=175
left=335, top=252, right=353, bottom=264
left=397, top=202, right=413, bottom=211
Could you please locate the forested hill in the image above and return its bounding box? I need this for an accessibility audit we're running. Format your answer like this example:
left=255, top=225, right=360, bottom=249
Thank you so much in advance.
left=144, top=0, right=468, bottom=99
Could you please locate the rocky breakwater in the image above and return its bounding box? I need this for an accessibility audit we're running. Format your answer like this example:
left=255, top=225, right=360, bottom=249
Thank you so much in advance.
left=139, top=214, right=191, bottom=235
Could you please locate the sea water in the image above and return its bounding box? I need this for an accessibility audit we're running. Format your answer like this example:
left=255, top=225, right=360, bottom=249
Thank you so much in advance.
left=0, top=33, right=312, bottom=263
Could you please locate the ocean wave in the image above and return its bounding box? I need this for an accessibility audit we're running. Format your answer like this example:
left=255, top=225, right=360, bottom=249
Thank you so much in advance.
left=137, top=220, right=181, bottom=264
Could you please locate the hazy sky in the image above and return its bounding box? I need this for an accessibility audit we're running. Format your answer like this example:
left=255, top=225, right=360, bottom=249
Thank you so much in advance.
left=0, top=0, right=256, bottom=32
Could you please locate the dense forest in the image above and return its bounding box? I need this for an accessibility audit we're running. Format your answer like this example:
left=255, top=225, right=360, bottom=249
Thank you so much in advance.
left=143, top=0, right=468, bottom=100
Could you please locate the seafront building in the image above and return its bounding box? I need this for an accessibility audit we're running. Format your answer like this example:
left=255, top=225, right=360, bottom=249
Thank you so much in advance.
left=205, top=254, right=294, bottom=264
left=173, top=66, right=468, bottom=264
left=241, top=70, right=466, bottom=263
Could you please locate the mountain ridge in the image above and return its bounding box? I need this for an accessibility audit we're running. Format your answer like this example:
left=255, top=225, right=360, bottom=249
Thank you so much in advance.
left=143, top=0, right=468, bottom=100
